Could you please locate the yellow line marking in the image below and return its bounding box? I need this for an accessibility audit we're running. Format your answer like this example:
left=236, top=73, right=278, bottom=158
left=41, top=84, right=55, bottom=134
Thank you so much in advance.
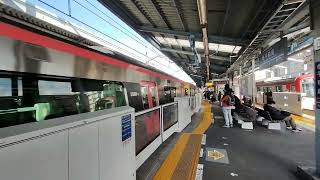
left=291, top=114, right=315, bottom=126
left=193, top=101, right=212, bottom=134
left=153, top=133, right=191, bottom=180
left=153, top=102, right=212, bottom=180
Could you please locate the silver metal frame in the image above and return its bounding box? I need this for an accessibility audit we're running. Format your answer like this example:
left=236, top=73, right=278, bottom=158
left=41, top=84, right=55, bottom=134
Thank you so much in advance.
left=134, top=106, right=161, bottom=116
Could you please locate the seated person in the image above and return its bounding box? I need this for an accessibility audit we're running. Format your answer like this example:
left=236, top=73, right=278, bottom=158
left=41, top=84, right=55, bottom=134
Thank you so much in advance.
left=263, top=100, right=301, bottom=132
left=233, top=95, right=257, bottom=123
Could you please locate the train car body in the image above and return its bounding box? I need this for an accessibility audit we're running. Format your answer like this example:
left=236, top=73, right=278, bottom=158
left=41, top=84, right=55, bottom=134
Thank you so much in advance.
left=0, top=22, right=194, bottom=130
left=256, top=74, right=314, bottom=116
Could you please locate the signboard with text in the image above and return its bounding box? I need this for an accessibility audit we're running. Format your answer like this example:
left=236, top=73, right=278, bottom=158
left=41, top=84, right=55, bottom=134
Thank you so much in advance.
left=257, top=37, right=288, bottom=70
left=121, top=114, right=132, bottom=142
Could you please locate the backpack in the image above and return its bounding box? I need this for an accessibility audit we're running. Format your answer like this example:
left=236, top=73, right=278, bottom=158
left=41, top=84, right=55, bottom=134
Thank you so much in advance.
left=228, top=95, right=235, bottom=106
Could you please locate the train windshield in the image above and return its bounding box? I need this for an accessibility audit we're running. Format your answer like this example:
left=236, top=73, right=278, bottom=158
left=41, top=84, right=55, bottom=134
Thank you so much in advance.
left=301, top=78, right=314, bottom=97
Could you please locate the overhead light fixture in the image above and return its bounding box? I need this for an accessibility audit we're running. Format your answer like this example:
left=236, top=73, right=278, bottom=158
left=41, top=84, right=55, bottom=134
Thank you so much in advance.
left=287, top=57, right=304, bottom=63
left=275, top=65, right=286, bottom=68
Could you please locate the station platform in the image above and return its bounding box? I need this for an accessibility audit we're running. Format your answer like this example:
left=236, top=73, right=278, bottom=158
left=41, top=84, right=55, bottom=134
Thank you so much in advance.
left=138, top=101, right=315, bottom=180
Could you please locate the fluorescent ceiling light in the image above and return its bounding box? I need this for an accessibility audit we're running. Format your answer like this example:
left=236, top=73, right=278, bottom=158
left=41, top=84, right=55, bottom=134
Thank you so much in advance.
left=155, top=37, right=241, bottom=54
left=219, top=44, right=235, bottom=53
left=287, top=57, right=304, bottom=62
left=275, top=65, right=286, bottom=68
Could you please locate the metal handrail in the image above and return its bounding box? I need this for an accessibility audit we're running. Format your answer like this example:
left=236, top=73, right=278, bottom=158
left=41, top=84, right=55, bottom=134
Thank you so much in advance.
left=135, top=106, right=161, bottom=116
left=161, top=101, right=178, bottom=108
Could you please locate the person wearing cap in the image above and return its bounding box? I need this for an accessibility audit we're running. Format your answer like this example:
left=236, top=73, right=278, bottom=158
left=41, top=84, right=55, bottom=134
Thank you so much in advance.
left=263, top=100, right=302, bottom=132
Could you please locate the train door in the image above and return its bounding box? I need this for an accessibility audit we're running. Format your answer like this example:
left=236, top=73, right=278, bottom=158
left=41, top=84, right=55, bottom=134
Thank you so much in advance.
left=301, top=78, right=315, bottom=111
left=140, top=81, right=159, bottom=109
left=136, top=81, right=160, bottom=154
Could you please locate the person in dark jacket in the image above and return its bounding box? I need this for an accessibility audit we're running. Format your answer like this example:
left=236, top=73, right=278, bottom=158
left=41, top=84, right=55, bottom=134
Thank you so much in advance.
left=263, top=100, right=301, bottom=132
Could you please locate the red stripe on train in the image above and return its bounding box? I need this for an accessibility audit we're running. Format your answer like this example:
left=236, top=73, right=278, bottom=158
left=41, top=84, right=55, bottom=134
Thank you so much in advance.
left=0, top=22, right=182, bottom=83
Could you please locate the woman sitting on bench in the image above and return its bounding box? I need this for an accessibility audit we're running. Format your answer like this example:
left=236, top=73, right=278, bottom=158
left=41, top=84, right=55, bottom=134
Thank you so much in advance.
left=263, top=100, right=302, bottom=132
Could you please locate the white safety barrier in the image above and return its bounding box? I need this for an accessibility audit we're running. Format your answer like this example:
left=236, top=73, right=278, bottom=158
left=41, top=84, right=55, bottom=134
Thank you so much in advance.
left=136, top=95, right=202, bottom=169
left=194, top=93, right=202, bottom=113
left=135, top=102, right=179, bottom=169
left=175, top=96, right=193, bottom=132
left=0, top=96, right=203, bottom=179
left=0, top=106, right=136, bottom=180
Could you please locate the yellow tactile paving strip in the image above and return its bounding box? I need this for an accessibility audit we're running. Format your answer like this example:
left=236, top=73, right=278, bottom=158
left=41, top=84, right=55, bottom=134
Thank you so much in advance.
left=171, top=134, right=203, bottom=180
left=153, top=102, right=211, bottom=180
left=193, top=102, right=212, bottom=134
left=291, top=114, right=315, bottom=127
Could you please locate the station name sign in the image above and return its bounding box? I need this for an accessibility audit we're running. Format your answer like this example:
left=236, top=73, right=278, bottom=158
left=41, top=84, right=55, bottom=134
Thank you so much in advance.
left=257, top=37, right=288, bottom=70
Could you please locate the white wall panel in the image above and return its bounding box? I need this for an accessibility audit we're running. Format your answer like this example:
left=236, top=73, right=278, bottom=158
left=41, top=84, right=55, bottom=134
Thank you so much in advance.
left=99, top=115, right=136, bottom=180
left=175, top=97, right=192, bottom=132
left=69, top=123, right=99, bottom=180
left=0, top=132, right=68, bottom=180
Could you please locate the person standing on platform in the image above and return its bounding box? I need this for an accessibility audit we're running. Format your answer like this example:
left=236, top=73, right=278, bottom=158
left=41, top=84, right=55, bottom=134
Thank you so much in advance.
left=218, top=91, right=222, bottom=101
left=221, top=89, right=235, bottom=128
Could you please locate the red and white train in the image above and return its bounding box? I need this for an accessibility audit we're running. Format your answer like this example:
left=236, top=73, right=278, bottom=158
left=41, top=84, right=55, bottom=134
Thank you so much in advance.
left=256, top=73, right=314, bottom=116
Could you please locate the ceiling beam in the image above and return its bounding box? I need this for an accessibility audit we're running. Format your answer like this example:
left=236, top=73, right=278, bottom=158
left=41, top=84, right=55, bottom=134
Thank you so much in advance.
left=160, top=47, right=230, bottom=61
left=150, top=0, right=172, bottom=28
left=172, top=0, right=187, bottom=31
left=220, top=0, right=231, bottom=35
left=138, top=26, right=249, bottom=46
left=127, top=0, right=156, bottom=26
left=160, top=47, right=194, bottom=55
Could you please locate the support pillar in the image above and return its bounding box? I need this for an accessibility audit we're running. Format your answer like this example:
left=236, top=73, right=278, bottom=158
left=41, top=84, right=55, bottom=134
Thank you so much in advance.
left=297, top=1, right=320, bottom=179
left=239, top=66, right=242, bottom=98
left=252, top=58, right=256, bottom=107
left=312, top=0, right=320, bottom=176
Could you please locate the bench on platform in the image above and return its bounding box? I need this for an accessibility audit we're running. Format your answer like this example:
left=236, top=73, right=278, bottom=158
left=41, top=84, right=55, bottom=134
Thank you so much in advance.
left=233, top=106, right=257, bottom=130
left=255, top=106, right=282, bottom=130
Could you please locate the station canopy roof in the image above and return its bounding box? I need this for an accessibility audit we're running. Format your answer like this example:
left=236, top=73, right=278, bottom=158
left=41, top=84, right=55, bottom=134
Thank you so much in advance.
left=100, top=0, right=306, bottom=85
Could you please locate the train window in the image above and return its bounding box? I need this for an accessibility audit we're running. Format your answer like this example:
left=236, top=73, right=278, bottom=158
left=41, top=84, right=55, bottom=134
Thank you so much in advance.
left=123, top=82, right=144, bottom=112
left=0, top=78, right=12, bottom=96
left=141, top=86, right=149, bottom=109
left=18, top=79, right=23, bottom=96
left=150, top=86, right=157, bottom=107
left=0, top=73, right=127, bottom=128
left=257, top=87, right=261, bottom=92
left=302, top=81, right=314, bottom=97
left=160, top=86, right=176, bottom=105
left=79, top=82, right=126, bottom=112
left=39, top=80, right=73, bottom=95
left=275, top=86, right=282, bottom=92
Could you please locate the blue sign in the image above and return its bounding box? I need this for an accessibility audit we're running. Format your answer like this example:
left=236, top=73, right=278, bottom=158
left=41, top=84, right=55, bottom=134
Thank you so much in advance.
left=121, top=114, right=132, bottom=141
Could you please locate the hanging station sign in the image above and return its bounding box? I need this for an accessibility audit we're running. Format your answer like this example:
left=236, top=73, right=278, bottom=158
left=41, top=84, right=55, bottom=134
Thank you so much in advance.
left=257, top=37, right=288, bottom=70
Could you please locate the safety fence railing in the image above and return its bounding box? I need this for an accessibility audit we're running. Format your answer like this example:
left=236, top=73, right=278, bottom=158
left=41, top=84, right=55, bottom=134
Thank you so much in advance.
left=136, top=93, right=202, bottom=169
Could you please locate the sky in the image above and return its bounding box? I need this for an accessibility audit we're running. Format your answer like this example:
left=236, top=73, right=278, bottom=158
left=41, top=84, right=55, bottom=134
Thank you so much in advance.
left=6, top=0, right=195, bottom=84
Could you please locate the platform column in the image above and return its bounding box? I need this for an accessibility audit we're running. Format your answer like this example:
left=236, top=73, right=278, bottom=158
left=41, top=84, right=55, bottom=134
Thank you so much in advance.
left=252, top=58, right=256, bottom=107
left=239, top=66, right=242, bottom=98
left=311, top=0, right=320, bottom=176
